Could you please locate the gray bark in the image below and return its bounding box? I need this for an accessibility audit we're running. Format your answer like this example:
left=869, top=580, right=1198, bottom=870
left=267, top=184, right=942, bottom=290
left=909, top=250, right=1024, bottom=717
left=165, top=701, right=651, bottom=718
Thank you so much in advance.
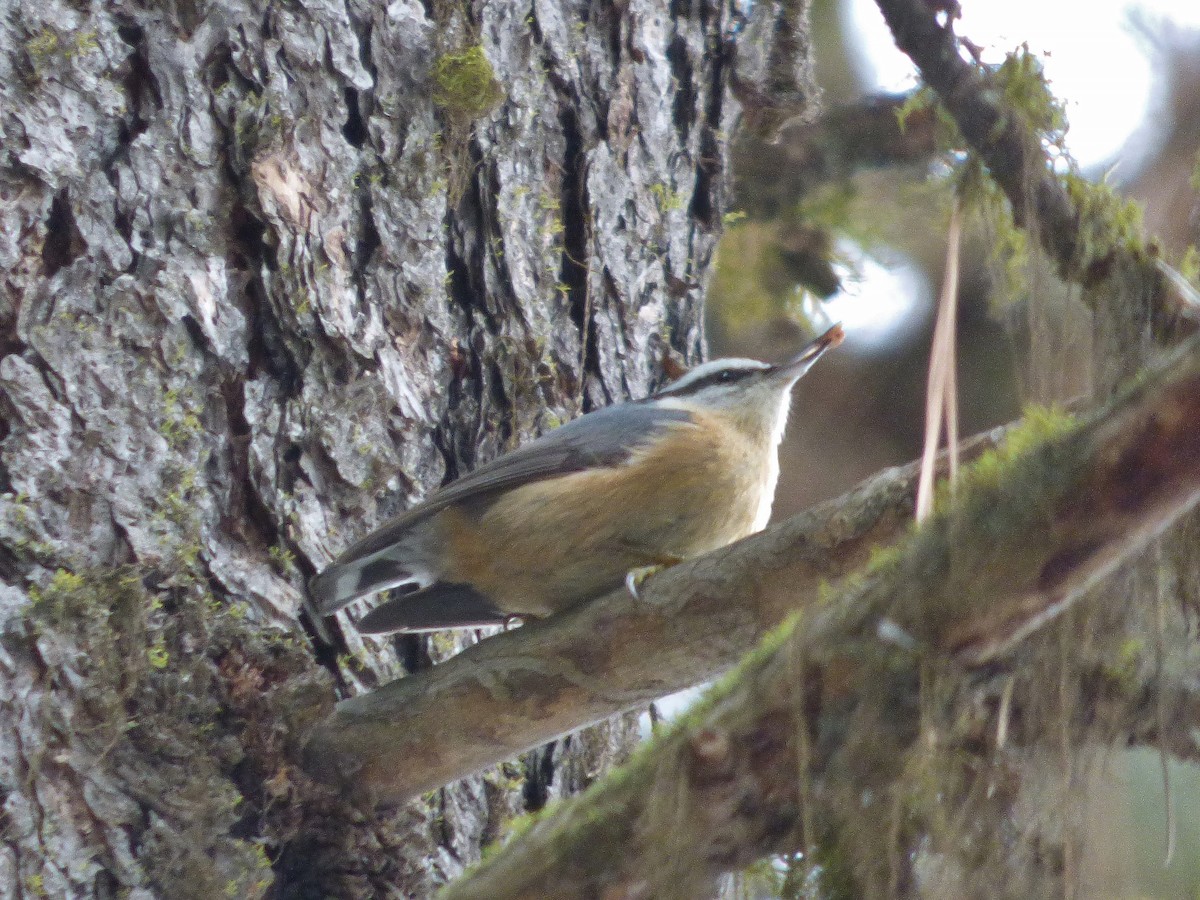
left=0, top=0, right=814, bottom=895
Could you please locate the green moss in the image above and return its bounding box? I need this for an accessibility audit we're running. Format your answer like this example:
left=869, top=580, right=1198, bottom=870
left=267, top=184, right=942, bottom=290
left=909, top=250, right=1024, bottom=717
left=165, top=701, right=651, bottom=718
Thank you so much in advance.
left=66, top=30, right=99, bottom=59
left=1098, top=636, right=1146, bottom=696
left=993, top=46, right=1067, bottom=147
left=649, top=182, right=685, bottom=213
left=806, top=837, right=861, bottom=900
left=432, top=46, right=505, bottom=122
left=15, top=535, right=328, bottom=898
left=148, top=639, right=171, bottom=670
left=894, top=87, right=932, bottom=134
left=895, top=52, right=1066, bottom=293
left=976, top=189, right=1032, bottom=312
left=24, top=566, right=165, bottom=744
left=28, top=567, right=107, bottom=621
left=1180, top=246, right=1200, bottom=285
left=709, top=222, right=810, bottom=341
left=155, top=465, right=203, bottom=551
left=943, top=405, right=1078, bottom=504
left=24, top=28, right=58, bottom=60
left=900, top=48, right=1145, bottom=300
left=429, top=630, right=460, bottom=658
left=293, top=289, right=311, bottom=318
left=23, top=873, right=47, bottom=898
left=490, top=808, right=542, bottom=853
left=161, top=387, right=204, bottom=449
left=268, top=544, right=296, bottom=573
left=1063, top=172, right=1147, bottom=276
left=867, top=544, right=903, bottom=574
left=428, top=43, right=505, bottom=205
left=734, top=856, right=788, bottom=897
left=461, top=607, right=815, bottom=887
left=894, top=85, right=961, bottom=151
left=795, top=182, right=861, bottom=237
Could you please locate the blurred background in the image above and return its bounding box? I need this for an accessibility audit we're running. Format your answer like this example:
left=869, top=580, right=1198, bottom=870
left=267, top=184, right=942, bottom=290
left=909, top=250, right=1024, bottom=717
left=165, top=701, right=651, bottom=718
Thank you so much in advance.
left=704, top=0, right=1200, bottom=894
left=715, top=0, right=1200, bottom=518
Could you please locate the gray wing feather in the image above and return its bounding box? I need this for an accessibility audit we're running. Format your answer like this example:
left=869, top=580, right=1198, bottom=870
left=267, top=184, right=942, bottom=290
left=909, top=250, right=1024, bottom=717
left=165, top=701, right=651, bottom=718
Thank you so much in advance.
left=427, top=403, right=692, bottom=502
left=309, top=402, right=693, bottom=611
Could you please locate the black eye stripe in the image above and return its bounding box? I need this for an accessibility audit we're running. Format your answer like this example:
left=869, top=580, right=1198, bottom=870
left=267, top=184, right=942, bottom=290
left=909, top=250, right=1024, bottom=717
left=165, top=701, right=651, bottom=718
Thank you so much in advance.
left=664, top=366, right=760, bottom=396
left=710, top=368, right=753, bottom=386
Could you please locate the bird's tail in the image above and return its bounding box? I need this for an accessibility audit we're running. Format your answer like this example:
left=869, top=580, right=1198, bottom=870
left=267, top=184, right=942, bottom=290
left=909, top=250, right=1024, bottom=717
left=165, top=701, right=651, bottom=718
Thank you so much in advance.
left=309, top=513, right=444, bottom=615
left=309, top=549, right=425, bottom=615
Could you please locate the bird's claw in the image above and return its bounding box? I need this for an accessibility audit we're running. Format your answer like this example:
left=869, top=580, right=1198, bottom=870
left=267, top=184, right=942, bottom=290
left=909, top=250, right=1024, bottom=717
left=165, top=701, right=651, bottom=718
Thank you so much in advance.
left=625, top=565, right=664, bottom=601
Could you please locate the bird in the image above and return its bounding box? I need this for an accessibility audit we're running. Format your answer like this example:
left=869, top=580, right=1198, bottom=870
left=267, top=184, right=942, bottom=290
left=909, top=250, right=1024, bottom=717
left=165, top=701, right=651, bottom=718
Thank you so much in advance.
left=309, top=324, right=844, bottom=634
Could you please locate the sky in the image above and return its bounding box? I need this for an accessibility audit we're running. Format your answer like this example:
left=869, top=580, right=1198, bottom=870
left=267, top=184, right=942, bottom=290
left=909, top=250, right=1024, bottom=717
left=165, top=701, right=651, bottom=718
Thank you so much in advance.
left=847, top=0, right=1200, bottom=169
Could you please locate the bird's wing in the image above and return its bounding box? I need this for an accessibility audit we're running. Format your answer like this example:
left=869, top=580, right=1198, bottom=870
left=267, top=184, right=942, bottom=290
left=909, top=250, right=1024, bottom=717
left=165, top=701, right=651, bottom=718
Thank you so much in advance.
left=309, top=402, right=694, bottom=612
left=430, top=401, right=693, bottom=507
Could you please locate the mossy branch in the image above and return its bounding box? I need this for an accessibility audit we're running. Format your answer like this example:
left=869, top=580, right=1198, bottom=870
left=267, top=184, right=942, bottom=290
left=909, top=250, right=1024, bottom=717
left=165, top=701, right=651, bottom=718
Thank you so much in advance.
left=438, top=334, right=1200, bottom=899
left=874, top=0, right=1200, bottom=341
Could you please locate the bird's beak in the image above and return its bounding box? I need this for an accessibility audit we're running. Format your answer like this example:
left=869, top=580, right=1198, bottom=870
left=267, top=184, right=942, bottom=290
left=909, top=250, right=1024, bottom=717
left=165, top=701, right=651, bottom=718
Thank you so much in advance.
left=771, top=323, right=845, bottom=382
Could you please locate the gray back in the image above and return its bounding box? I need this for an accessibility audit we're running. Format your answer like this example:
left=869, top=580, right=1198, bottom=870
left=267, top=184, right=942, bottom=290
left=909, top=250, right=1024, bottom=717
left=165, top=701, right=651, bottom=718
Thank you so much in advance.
left=328, top=401, right=694, bottom=565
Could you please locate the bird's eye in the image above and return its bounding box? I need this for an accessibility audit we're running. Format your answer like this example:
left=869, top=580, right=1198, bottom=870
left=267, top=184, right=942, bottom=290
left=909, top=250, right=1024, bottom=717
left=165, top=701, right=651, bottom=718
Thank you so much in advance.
left=718, top=370, right=734, bottom=382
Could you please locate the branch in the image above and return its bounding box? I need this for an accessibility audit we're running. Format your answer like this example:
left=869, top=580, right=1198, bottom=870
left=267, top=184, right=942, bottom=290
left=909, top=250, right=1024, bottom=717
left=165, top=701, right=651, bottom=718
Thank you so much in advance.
left=732, top=93, right=941, bottom=222
left=874, top=0, right=1200, bottom=340
left=301, top=433, right=1000, bottom=800
left=441, top=334, right=1200, bottom=899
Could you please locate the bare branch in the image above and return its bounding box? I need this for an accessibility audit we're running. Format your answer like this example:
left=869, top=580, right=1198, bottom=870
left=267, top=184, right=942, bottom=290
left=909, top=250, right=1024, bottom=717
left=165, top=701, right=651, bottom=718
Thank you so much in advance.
left=301, top=433, right=1003, bottom=802
left=441, top=334, right=1200, bottom=899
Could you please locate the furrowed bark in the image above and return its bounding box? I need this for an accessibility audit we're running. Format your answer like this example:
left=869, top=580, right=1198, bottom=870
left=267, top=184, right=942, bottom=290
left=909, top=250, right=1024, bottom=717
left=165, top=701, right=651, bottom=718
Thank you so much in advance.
left=438, top=334, right=1200, bottom=899
left=1, top=0, right=798, bottom=892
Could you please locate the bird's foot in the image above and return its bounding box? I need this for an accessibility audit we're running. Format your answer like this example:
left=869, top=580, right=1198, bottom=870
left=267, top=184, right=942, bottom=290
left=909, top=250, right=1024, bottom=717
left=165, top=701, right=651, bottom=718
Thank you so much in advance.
left=624, top=555, right=684, bottom=601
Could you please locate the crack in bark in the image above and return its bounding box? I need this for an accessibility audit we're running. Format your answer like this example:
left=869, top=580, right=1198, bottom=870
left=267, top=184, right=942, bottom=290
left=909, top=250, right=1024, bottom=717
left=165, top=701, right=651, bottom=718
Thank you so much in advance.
left=41, top=192, right=86, bottom=277
left=556, top=106, right=592, bottom=353
left=340, top=88, right=367, bottom=148
left=666, top=33, right=695, bottom=144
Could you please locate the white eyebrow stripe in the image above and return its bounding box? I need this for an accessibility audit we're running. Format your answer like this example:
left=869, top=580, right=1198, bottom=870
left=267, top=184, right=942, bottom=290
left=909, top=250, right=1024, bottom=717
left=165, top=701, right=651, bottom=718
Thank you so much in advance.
left=657, top=359, right=769, bottom=396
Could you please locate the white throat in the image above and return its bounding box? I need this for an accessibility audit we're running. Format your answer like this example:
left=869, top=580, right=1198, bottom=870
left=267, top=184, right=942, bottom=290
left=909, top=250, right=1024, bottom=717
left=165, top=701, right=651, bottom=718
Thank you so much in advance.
left=752, top=391, right=793, bottom=531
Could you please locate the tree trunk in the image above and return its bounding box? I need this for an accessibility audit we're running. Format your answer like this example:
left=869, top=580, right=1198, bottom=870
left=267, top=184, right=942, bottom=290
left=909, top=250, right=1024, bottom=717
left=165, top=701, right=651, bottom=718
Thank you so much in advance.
left=0, top=0, right=810, bottom=895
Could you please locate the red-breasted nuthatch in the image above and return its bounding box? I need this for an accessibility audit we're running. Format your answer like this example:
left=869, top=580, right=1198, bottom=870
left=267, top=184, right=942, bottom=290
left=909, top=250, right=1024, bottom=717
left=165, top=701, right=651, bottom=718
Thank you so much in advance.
left=310, top=324, right=844, bottom=633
